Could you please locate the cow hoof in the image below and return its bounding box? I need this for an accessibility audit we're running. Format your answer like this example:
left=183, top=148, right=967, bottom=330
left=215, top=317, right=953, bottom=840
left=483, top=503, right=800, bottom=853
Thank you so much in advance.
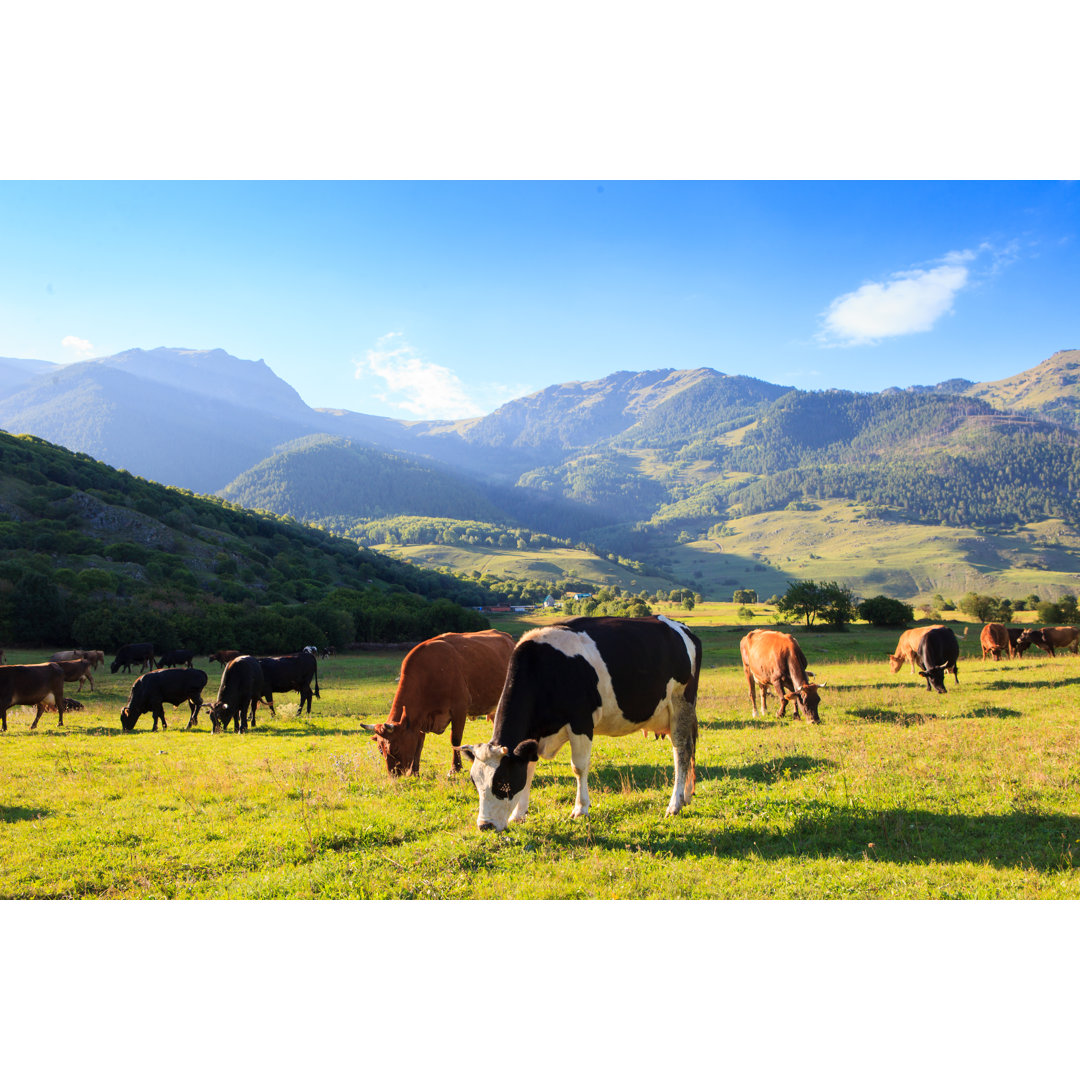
left=570, top=807, right=589, bottom=820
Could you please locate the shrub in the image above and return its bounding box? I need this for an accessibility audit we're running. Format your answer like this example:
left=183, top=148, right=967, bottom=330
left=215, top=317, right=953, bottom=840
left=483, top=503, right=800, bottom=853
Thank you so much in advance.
left=858, top=595, right=915, bottom=627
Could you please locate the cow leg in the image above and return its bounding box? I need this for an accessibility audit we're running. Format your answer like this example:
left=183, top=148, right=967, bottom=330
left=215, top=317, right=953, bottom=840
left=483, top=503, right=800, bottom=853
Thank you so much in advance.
left=667, top=698, right=697, bottom=816
left=568, top=732, right=593, bottom=819
left=448, top=711, right=468, bottom=776
left=1, top=709, right=5, bottom=732
left=408, top=732, right=426, bottom=775
left=31, top=704, right=44, bottom=729
left=773, top=681, right=788, bottom=718
left=746, top=669, right=760, bottom=717
left=187, top=700, right=201, bottom=729
left=508, top=760, right=537, bottom=823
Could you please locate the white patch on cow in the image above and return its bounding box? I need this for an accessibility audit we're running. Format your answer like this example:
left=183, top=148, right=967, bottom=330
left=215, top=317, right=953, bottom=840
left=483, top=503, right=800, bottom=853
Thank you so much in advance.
left=657, top=615, right=698, bottom=674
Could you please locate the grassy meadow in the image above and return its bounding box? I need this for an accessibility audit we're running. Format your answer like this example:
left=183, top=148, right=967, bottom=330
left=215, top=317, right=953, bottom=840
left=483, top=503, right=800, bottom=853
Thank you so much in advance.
left=3, top=613, right=1080, bottom=899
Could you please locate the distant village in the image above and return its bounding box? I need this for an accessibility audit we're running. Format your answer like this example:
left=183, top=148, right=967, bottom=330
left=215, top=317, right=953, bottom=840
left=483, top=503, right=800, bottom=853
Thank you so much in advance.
left=476, top=592, right=591, bottom=615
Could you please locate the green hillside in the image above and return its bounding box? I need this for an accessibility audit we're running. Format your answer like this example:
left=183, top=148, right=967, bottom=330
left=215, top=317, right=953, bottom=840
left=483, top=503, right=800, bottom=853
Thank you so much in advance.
left=967, top=348, right=1080, bottom=427
left=0, top=431, right=490, bottom=650
left=218, top=434, right=508, bottom=526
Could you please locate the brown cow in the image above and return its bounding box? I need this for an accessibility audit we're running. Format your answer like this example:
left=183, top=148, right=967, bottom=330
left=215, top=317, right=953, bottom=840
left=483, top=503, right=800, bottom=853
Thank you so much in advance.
left=980, top=622, right=1010, bottom=661
left=362, top=629, right=515, bottom=776
left=55, top=657, right=95, bottom=692
left=1007, top=627, right=1024, bottom=658
left=0, top=663, right=66, bottom=731
left=1016, top=626, right=1080, bottom=657
left=740, top=629, right=823, bottom=723
left=888, top=625, right=942, bottom=674
left=209, top=649, right=241, bottom=668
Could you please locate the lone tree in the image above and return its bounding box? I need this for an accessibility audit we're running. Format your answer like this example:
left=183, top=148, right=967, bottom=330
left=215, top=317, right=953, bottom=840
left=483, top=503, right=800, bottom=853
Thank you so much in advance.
left=777, top=579, right=857, bottom=629
left=858, top=595, right=915, bottom=627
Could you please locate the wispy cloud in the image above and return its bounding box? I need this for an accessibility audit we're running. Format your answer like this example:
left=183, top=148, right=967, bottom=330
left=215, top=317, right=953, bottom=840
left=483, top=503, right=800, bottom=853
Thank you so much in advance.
left=818, top=249, right=979, bottom=347
left=61, top=335, right=96, bottom=359
left=355, top=333, right=529, bottom=420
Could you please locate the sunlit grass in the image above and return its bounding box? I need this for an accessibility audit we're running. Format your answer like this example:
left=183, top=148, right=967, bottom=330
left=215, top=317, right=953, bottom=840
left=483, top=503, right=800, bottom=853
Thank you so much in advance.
left=3, top=630, right=1080, bottom=898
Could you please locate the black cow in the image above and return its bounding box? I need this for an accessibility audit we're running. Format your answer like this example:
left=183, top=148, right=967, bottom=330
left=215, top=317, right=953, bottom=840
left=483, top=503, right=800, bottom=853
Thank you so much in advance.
left=915, top=626, right=961, bottom=693
left=256, top=652, right=320, bottom=717
left=156, top=649, right=195, bottom=669
left=111, top=642, right=156, bottom=675
left=208, top=655, right=264, bottom=733
left=460, top=615, right=702, bottom=832
left=120, top=668, right=208, bottom=731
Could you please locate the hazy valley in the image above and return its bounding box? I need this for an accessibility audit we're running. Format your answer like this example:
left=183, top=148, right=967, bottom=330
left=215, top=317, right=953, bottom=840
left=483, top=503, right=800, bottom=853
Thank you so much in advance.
left=2, top=345, right=1080, bottom=607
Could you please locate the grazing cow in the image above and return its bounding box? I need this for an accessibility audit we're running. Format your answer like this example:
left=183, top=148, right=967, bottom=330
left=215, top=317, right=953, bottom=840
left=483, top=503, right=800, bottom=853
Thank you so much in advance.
left=1015, top=626, right=1080, bottom=658
left=0, top=663, right=66, bottom=731
left=888, top=625, right=942, bottom=674
left=55, top=657, right=95, bottom=693
left=980, top=622, right=1010, bottom=662
left=1007, top=627, right=1024, bottom=659
left=208, top=655, right=264, bottom=733
left=361, top=629, right=515, bottom=776
left=120, top=668, right=209, bottom=731
left=111, top=642, right=156, bottom=675
left=915, top=626, right=961, bottom=693
left=254, top=652, right=321, bottom=719
left=460, top=616, right=701, bottom=832
left=741, top=629, right=824, bottom=723
left=208, top=649, right=241, bottom=668
left=156, top=648, right=195, bottom=669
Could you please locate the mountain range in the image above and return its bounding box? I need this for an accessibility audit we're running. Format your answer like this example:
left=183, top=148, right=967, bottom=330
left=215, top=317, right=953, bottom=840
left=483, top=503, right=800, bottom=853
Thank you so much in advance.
left=2, top=345, right=1080, bottom=603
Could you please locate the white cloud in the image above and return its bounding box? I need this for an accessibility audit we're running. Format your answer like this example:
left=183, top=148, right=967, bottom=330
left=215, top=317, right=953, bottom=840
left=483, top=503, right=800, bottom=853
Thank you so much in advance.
left=61, top=335, right=96, bottom=359
left=355, top=333, right=483, bottom=419
left=819, top=250, right=977, bottom=347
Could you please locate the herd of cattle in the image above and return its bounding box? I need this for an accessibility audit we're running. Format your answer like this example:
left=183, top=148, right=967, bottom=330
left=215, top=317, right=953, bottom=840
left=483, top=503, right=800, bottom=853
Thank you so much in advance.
left=1, top=615, right=1077, bottom=830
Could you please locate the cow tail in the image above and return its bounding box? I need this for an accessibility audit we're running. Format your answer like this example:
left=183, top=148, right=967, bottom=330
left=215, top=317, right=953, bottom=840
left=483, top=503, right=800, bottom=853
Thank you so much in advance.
left=314, top=667, right=321, bottom=699
left=685, top=634, right=703, bottom=706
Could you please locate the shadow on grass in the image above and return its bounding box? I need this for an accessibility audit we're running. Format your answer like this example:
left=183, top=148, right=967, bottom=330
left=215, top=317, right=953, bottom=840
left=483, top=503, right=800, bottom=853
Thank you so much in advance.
left=848, top=707, right=934, bottom=726
left=543, top=803, right=1080, bottom=872
left=704, top=717, right=780, bottom=731
left=0, top=805, right=52, bottom=823
left=584, top=756, right=831, bottom=794
left=985, top=678, right=1080, bottom=691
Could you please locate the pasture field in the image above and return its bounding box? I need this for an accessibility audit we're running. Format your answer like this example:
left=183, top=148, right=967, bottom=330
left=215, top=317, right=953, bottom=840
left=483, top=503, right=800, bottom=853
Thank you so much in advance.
left=2, top=623, right=1080, bottom=899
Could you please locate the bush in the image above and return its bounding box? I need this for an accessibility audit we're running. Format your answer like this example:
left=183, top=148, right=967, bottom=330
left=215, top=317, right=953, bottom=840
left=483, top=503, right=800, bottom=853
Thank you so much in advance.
left=858, top=595, right=915, bottom=627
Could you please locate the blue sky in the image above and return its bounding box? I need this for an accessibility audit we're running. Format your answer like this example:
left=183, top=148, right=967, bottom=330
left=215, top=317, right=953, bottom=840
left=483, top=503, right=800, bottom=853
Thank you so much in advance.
left=0, top=180, right=1076, bottom=419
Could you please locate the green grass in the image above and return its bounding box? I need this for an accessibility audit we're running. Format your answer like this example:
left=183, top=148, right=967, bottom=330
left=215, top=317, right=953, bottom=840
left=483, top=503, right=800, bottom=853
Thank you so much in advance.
left=3, top=625, right=1080, bottom=899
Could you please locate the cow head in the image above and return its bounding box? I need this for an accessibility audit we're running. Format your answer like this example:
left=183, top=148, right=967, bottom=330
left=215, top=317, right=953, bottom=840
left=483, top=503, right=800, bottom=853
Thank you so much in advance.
left=110, top=659, right=122, bottom=674
left=120, top=707, right=136, bottom=732
left=1014, top=629, right=1039, bottom=656
left=887, top=653, right=904, bottom=674
left=459, top=740, right=539, bottom=831
left=363, top=716, right=424, bottom=776
left=783, top=682, right=823, bottom=723
left=920, top=666, right=949, bottom=693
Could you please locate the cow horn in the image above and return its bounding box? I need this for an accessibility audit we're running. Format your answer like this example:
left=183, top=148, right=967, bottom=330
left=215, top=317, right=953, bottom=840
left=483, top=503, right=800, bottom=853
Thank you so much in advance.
left=360, top=722, right=383, bottom=733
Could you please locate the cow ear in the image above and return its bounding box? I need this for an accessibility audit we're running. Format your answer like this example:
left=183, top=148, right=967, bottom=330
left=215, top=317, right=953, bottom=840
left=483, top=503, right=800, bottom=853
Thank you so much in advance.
left=459, top=744, right=477, bottom=762
left=513, top=739, right=539, bottom=762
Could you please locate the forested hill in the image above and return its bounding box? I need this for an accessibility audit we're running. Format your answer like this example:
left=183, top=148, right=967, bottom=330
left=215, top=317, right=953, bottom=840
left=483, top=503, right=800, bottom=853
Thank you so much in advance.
left=0, top=431, right=491, bottom=650
left=219, top=435, right=509, bottom=527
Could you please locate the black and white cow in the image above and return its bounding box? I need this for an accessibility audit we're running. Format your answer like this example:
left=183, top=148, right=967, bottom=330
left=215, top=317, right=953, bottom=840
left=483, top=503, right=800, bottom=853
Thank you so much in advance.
left=459, top=615, right=702, bottom=832
left=915, top=625, right=960, bottom=693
